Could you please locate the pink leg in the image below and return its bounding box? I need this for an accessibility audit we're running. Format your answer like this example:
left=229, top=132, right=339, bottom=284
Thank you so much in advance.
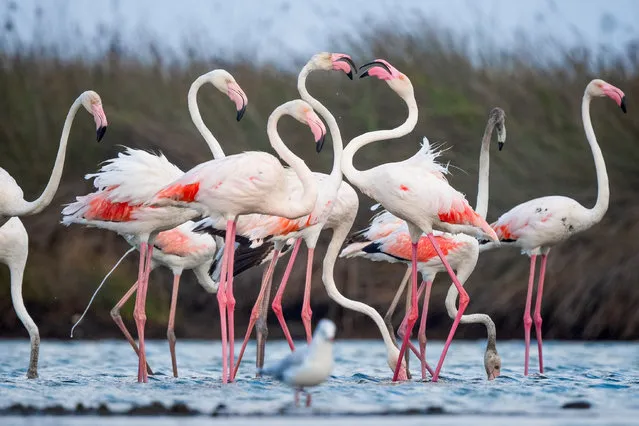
left=271, top=239, right=302, bottom=351
left=397, top=281, right=434, bottom=378
left=294, top=390, right=300, bottom=407
left=534, top=253, right=548, bottom=374
left=216, top=224, right=232, bottom=384
left=133, top=242, right=151, bottom=383
left=523, top=254, right=537, bottom=376
left=418, top=281, right=433, bottom=380
left=429, top=233, right=468, bottom=382
left=392, top=241, right=419, bottom=382
left=232, top=253, right=279, bottom=380
left=167, top=273, right=181, bottom=378
left=110, top=280, right=154, bottom=375
left=305, top=392, right=312, bottom=407
left=301, top=247, right=314, bottom=344
left=226, top=220, right=238, bottom=382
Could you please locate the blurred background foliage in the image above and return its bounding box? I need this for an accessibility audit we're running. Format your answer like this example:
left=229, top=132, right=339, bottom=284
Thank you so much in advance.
left=1, top=9, right=638, bottom=342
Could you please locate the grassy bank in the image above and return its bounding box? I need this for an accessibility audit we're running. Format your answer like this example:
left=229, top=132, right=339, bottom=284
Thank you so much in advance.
left=1, top=20, right=638, bottom=341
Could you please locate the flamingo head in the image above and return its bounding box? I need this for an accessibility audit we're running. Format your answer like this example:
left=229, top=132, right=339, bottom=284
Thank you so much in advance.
left=388, top=345, right=408, bottom=381
left=287, top=99, right=327, bottom=153
left=359, top=59, right=414, bottom=98
left=203, top=69, right=248, bottom=121
left=80, top=91, right=108, bottom=142
left=587, top=79, right=626, bottom=113
left=308, top=53, right=357, bottom=80
left=489, top=107, right=507, bottom=151
left=484, top=346, right=501, bottom=380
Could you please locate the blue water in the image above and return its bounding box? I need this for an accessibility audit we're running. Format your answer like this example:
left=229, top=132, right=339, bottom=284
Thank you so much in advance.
left=1, top=339, right=638, bottom=424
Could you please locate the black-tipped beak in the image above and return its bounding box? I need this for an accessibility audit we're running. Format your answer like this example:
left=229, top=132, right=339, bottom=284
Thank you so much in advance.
left=96, top=126, right=107, bottom=142
left=621, top=96, right=627, bottom=113
left=237, top=104, right=247, bottom=121
left=336, top=56, right=357, bottom=80
left=316, top=134, right=325, bottom=153
left=358, top=60, right=392, bottom=79
left=498, top=142, right=504, bottom=151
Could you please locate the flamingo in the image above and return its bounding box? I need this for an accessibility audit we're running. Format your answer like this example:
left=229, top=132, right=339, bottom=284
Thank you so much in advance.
left=0, top=90, right=108, bottom=379
left=196, top=52, right=358, bottom=378
left=341, top=59, right=499, bottom=382
left=480, top=79, right=626, bottom=376
left=148, top=99, right=326, bottom=384
left=61, top=71, right=249, bottom=383
left=341, top=107, right=507, bottom=380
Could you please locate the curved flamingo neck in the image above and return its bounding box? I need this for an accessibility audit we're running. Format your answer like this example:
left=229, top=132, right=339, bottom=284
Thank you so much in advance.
left=582, top=93, right=609, bottom=227
left=341, top=90, right=418, bottom=191
left=475, top=118, right=496, bottom=220
left=297, top=64, right=343, bottom=193
left=188, top=75, right=226, bottom=159
left=266, top=106, right=318, bottom=218
left=322, top=216, right=400, bottom=370
left=15, top=96, right=83, bottom=216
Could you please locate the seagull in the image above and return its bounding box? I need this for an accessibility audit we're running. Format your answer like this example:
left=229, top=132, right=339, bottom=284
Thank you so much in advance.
left=259, top=319, right=336, bottom=407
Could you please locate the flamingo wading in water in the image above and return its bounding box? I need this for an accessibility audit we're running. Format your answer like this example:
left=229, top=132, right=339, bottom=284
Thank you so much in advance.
left=480, top=79, right=626, bottom=376
left=341, top=59, right=498, bottom=382
left=342, top=107, right=507, bottom=380
left=62, top=72, right=248, bottom=383
left=149, top=99, right=326, bottom=384
left=1, top=90, right=108, bottom=378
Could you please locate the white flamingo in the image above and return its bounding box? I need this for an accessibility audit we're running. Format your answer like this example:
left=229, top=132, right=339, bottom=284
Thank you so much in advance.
left=148, top=99, right=326, bottom=384
left=62, top=71, right=248, bottom=383
left=341, top=59, right=498, bottom=382
left=0, top=90, right=108, bottom=379
left=480, top=79, right=626, bottom=376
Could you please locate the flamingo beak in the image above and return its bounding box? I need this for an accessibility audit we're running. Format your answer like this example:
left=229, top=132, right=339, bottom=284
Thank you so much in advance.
left=621, top=96, right=627, bottom=113
left=316, top=133, right=326, bottom=153
left=359, top=60, right=392, bottom=79
left=96, top=126, right=107, bottom=142
left=334, top=56, right=357, bottom=80
left=498, top=142, right=504, bottom=151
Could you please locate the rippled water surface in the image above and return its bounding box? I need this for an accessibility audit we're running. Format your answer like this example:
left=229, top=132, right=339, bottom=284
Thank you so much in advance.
left=1, top=339, right=638, bottom=425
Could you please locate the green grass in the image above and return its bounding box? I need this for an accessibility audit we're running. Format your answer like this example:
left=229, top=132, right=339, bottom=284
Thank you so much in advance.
left=0, top=18, right=638, bottom=341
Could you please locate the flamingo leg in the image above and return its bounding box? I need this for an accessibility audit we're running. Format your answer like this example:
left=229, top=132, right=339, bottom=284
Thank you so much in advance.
left=226, top=219, right=238, bottom=382
left=233, top=252, right=279, bottom=380
left=534, top=253, right=548, bottom=374
left=255, top=255, right=277, bottom=373
left=301, top=247, right=315, bottom=344
left=392, top=241, right=419, bottom=382
left=384, top=267, right=410, bottom=348
left=167, top=273, right=181, bottom=378
left=397, top=281, right=434, bottom=378
left=216, top=223, right=232, bottom=384
left=429, top=233, right=468, bottom=382
left=133, top=242, right=152, bottom=383
left=110, top=280, right=153, bottom=375
left=417, top=281, right=434, bottom=380
left=523, top=254, right=537, bottom=376
left=305, top=392, right=312, bottom=407
left=271, top=239, right=302, bottom=351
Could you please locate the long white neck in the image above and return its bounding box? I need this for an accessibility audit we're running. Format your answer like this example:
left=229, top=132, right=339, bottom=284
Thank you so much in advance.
left=341, top=90, right=418, bottom=191
left=443, top=258, right=496, bottom=350
left=188, top=76, right=225, bottom=159
left=266, top=107, right=318, bottom=218
left=475, top=119, right=495, bottom=220
left=10, top=262, right=40, bottom=377
left=297, top=65, right=343, bottom=193
left=194, top=262, right=219, bottom=293
left=321, top=212, right=401, bottom=369
left=14, top=97, right=83, bottom=216
left=582, top=93, right=609, bottom=227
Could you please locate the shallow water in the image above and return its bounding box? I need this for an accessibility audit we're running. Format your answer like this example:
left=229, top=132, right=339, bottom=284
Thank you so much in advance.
left=1, top=339, right=638, bottom=424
